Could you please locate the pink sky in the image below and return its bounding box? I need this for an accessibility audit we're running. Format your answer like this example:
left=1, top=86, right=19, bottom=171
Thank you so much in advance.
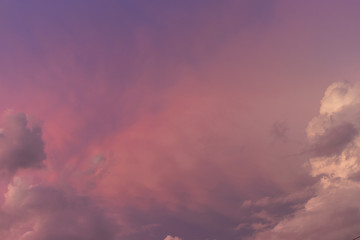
left=1, top=1, right=360, bottom=239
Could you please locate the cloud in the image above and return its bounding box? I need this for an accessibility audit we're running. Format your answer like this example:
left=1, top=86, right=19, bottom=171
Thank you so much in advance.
left=309, top=122, right=357, bottom=157
left=270, top=121, right=288, bottom=142
left=319, top=82, right=358, bottom=115
left=72, top=77, right=317, bottom=240
left=0, top=111, right=118, bottom=240
left=0, top=111, right=46, bottom=175
left=0, top=178, right=118, bottom=240
left=1, top=1, right=360, bottom=240
left=253, top=82, right=360, bottom=240
left=164, top=235, right=182, bottom=240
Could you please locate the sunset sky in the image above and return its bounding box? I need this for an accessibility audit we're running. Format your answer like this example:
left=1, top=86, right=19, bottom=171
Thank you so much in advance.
left=1, top=1, right=360, bottom=240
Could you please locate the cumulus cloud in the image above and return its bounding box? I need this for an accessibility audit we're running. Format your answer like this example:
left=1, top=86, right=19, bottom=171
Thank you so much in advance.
left=164, top=235, right=182, bottom=240
left=253, top=82, right=360, bottom=240
left=0, top=111, right=46, bottom=174
left=309, top=122, right=357, bottom=157
left=0, top=178, right=118, bottom=240
left=0, top=110, right=118, bottom=240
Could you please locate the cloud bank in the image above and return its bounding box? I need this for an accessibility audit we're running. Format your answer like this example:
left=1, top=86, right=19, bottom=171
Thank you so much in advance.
left=0, top=111, right=118, bottom=240
left=253, top=82, right=360, bottom=240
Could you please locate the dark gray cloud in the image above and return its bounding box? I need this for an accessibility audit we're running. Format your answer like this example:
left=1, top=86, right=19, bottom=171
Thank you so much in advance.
left=0, top=111, right=46, bottom=174
left=270, top=121, right=288, bottom=142
left=310, top=122, right=357, bottom=157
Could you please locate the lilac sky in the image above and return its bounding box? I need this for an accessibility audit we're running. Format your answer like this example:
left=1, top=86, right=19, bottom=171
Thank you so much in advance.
left=1, top=1, right=360, bottom=240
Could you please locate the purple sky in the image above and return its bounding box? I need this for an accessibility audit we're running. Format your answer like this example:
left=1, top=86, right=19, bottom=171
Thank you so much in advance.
left=1, top=1, right=360, bottom=240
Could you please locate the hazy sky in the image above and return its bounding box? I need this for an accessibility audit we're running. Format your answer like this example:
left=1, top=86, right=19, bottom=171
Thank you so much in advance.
left=1, top=1, right=360, bottom=240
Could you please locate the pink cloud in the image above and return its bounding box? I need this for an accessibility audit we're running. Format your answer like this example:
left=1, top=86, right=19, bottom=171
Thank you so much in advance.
left=0, top=111, right=119, bottom=240
left=253, top=82, right=360, bottom=240
left=1, top=178, right=118, bottom=240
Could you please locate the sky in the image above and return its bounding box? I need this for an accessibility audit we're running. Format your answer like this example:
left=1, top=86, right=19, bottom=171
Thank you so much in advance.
left=1, top=1, right=360, bottom=239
